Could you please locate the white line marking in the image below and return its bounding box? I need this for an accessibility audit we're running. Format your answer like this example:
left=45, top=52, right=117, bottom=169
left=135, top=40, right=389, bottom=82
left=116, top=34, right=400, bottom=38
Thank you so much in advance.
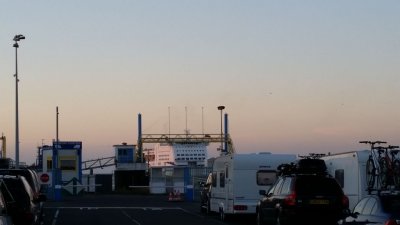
left=122, top=210, right=141, bottom=225
left=51, top=209, right=59, bottom=225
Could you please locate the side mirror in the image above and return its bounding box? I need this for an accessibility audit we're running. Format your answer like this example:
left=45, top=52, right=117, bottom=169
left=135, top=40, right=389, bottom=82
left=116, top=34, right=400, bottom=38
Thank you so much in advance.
left=259, top=190, right=267, bottom=196
left=35, top=194, right=47, bottom=203
left=351, top=212, right=359, bottom=219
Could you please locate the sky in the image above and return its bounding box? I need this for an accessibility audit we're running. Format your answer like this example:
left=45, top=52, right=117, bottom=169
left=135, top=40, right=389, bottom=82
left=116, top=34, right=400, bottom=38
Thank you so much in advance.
left=1, top=1, right=400, bottom=166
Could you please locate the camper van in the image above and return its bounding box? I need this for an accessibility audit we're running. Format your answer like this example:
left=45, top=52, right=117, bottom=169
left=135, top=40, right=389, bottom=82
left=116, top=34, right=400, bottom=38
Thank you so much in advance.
left=321, top=150, right=370, bottom=209
left=206, top=153, right=296, bottom=220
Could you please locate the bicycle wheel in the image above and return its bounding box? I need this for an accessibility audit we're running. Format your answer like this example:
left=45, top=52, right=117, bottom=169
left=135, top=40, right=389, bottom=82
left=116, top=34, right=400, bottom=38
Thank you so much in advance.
left=366, top=158, right=376, bottom=190
left=379, top=158, right=389, bottom=188
left=393, top=159, right=400, bottom=188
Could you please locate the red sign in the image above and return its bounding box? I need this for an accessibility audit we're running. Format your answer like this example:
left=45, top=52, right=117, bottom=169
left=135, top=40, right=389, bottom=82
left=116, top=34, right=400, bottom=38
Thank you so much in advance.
left=40, top=173, right=49, bottom=183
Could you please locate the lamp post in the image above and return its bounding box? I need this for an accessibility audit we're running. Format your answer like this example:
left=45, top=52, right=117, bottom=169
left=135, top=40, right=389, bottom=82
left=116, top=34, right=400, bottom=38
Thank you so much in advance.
left=13, top=34, right=25, bottom=169
left=217, top=106, right=225, bottom=152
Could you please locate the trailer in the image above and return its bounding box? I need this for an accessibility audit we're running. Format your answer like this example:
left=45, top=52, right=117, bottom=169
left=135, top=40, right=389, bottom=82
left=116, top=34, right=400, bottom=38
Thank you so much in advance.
left=208, top=152, right=296, bottom=220
left=321, top=150, right=370, bottom=209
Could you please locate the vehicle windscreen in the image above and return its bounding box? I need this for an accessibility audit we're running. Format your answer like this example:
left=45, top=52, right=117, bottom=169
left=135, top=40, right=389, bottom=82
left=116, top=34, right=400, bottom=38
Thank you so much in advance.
left=295, top=176, right=343, bottom=196
left=1, top=179, right=30, bottom=208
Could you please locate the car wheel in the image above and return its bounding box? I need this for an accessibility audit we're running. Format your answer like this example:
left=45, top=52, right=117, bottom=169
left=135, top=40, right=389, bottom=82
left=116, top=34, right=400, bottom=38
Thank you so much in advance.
left=219, top=208, right=225, bottom=221
left=276, top=217, right=281, bottom=225
left=257, top=211, right=265, bottom=225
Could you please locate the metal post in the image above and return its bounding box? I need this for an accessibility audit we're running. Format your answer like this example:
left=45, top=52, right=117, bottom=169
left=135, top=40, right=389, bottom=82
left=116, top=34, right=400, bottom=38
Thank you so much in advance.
left=56, top=107, right=59, bottom=142
left=138, top=113, right=142, bottom=162
left=13, top=34, right=25, bottom=169
left=217, top=106, right=225, bottom=153
left=224, top=113, right=228, bottom=153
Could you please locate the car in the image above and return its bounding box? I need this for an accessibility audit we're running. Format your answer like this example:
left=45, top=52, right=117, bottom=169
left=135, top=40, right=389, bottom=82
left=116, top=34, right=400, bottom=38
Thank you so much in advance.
left=0, top=175, right=46, bottom=225
left=342, top=194, right=400, bottom=225
left=199, top=173, right=212, bottom=213
left=0, top=169, right=45, bottom=221
left=0, top=169, right=41, bottom=196
left=0, top=188, right=12, bottom=225
left=257, top=158, right=350, bottom=225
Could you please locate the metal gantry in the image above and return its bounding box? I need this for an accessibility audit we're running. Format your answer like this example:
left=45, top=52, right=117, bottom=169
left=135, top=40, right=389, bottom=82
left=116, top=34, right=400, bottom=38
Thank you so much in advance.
left=81, top=156, right=116, bottom=171
left=138, top=133, right=235, bottom=154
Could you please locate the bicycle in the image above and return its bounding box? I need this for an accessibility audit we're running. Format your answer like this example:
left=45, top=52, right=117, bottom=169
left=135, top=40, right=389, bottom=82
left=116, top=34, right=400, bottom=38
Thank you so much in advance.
left=359, top=141, right=387, bottom=191
left=388, top=145, right=400, bottom=187
left=373, top=145, right=400, bottom=189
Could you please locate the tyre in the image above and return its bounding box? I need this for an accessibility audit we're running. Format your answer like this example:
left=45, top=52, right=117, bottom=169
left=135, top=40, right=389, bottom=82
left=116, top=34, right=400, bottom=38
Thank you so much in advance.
left=366, top=158, right=376, bottom=190
left=206, top=201, right=210, bottom=215
left=219, top=208, right=225, bottom=221
left=257, top=210, right=266, bottom=225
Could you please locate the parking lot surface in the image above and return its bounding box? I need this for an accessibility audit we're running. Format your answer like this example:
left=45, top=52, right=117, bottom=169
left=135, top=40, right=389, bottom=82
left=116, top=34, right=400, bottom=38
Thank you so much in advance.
left=42, top=194, right=254, bottom=225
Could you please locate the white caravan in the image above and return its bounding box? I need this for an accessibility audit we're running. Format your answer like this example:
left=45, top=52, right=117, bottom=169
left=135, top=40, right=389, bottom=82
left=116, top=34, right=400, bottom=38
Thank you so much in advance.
left=209, top=152, right=297, bottom=220
left=321, top=150, right=370, bottom=209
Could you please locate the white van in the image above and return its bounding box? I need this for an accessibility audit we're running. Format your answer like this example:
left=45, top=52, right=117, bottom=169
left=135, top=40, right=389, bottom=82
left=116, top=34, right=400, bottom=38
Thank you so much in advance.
left=208, top=152, right=296, bottom=220
left=321, top=150, right=370, bottom=209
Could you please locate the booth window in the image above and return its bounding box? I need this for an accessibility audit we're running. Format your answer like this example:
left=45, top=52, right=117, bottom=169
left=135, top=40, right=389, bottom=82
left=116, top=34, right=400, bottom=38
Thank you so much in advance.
left=60, top=159, right=76, bottom=170
left=119, top=149, right=127, bottom=156
left=47, top=160, right=53, bottom=170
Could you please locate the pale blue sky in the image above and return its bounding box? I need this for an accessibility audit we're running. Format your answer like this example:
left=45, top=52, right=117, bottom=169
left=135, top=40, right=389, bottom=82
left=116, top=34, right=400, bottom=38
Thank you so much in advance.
left=1, top=1, right=400, bottom=164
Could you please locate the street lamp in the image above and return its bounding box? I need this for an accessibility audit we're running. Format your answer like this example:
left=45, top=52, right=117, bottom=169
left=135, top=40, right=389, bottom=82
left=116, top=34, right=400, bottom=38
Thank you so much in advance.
left=217, top=106, right=225, bottom=152
left=13, top=34, right=25, bottom=169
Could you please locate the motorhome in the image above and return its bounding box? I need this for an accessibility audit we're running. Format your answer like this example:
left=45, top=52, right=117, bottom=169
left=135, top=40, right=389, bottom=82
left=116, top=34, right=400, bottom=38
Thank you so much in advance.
left=321, top=150, right=370, bottom=209
left=207, top=152, right=296, bottom=220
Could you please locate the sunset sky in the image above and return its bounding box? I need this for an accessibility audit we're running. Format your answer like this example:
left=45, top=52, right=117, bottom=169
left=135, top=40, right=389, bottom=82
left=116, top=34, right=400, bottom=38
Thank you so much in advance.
left=1, top=1, right=400, bottom=165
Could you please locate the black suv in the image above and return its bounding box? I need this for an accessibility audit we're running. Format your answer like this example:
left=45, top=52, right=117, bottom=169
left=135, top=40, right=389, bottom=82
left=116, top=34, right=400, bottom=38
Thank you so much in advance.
left=257, top=158, right=349, bottom=225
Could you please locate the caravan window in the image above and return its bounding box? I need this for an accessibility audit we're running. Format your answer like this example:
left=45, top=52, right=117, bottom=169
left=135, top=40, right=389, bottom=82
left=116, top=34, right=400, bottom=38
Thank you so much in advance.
left=257, top=170, right=277, bottom=186
left=212, top=172, right=217, bottom=187
left=220, top=172, right=225, bottom=188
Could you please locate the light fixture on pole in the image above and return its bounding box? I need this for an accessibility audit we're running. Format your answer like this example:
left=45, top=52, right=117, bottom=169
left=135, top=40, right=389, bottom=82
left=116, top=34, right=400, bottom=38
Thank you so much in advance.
left=13, top=34, right=25, bottom=169
left=217, top=106, right=225, bottom=152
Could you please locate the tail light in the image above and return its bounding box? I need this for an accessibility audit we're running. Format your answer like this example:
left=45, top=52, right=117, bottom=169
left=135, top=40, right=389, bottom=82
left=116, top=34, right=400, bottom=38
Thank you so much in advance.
left=385, top=219, right=398, bottom=225
left=233, top=205, right=248, bottom=211
left=341, top=195, right=349, bottom=208
left=284, top=192, right=297, bottom=206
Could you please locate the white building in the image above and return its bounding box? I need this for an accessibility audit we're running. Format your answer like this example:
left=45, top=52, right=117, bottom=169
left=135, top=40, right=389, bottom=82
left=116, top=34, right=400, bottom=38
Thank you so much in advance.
left=147, top=142, right=207, bottom=167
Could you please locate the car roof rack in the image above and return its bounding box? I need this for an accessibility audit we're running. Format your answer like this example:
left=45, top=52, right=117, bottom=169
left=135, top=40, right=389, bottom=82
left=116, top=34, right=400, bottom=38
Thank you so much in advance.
left=278, top=154, right=328, bottom=176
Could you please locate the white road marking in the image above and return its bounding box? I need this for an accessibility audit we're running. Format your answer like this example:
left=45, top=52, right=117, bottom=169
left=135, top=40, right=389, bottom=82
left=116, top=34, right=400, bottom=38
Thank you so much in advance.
left=122, top=210, right=141, bottom=225
left=51, top=209, right=59, bottom=225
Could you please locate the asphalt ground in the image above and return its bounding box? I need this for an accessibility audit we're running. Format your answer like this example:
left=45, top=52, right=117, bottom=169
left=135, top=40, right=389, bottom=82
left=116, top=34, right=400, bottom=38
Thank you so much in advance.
left=42, top=194, right=255, bottom=225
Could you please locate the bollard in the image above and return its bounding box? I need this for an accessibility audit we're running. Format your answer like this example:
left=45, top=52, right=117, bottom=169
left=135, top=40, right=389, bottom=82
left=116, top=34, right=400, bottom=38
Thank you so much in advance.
left=185, top=185, right=194, bottom=202
left=54, top=185, right=62, bottom=201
